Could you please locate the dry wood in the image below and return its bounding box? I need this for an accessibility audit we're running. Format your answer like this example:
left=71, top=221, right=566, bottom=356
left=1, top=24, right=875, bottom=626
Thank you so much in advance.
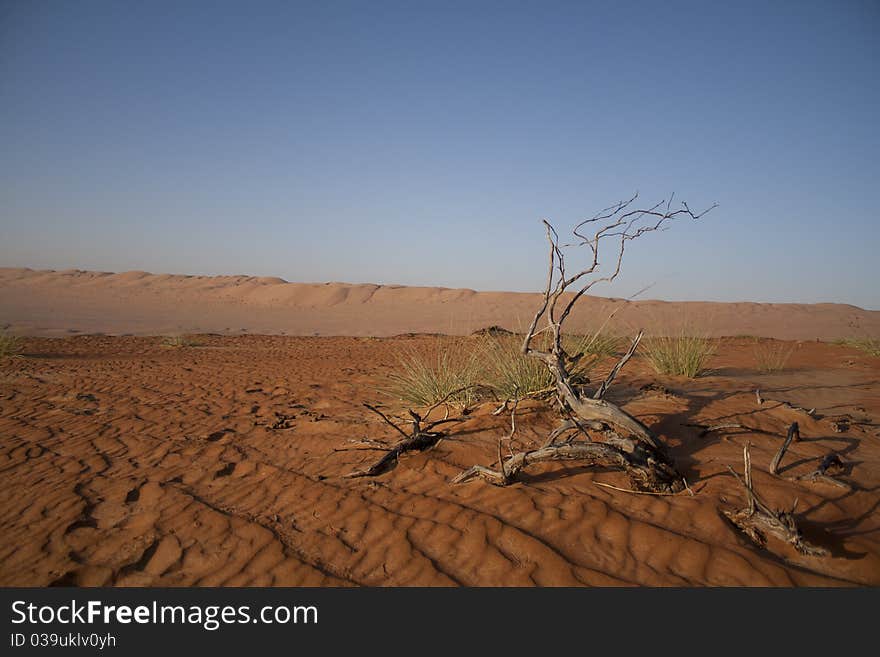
left=592, top=330, right=643, bottom=400
left=452, top=440, right=682, bottom=491
left=756, top=388, right=817, bottom=417
left=792, top=453, right=850, bottom=490
left=687, top=422, right=745, bottom=437
left=769, top=422, right=800, bottom=475
left=722, top=443, right=828, bottom=557
left=346, top=398, right=468, bottom=478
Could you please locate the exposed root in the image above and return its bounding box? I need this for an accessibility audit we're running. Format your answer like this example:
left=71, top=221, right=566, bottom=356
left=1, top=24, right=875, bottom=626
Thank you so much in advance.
left=722, top=443, right=828, bottom=557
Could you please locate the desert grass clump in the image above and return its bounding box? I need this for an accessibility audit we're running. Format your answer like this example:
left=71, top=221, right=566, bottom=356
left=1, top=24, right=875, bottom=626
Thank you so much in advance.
left=753, top=338, right=795, bottom=373
left=0, top=332, right=21, bottom=359
left=643, top=333, right=716, bottom=378
left=565, top=331, right=621, bottom=361
left=384, top=338, right=483, bottom=408
left=481, top=334, right=555, bottom=399
left=481, top=331, right=616, bottom=400
left=836, top=337, right=880, bottom=357
left=161, top=334, right=200, bottom=348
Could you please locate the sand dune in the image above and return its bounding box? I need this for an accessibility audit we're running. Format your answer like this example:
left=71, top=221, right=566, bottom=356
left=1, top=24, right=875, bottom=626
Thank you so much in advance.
left=1, top=334, right=878, bottom=586
left=2, top=267, right=878, bottom=339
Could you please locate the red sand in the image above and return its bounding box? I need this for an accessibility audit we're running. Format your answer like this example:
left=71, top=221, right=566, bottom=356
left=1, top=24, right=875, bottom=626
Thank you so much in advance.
left=1, top=334, right=878, bottom=586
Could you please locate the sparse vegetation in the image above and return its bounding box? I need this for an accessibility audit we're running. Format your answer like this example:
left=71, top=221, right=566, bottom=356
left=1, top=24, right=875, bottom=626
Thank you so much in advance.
left=478, top=329, right=620, bottom=400
left=836, top=337, right=880, bottom=357
left=0, top=332, right=21, bottom=359
left=161, top=334, right=200, bottom=348
left=480, top=334, right=554, bottom=399
left=753, top=338, right=795, bottom=373
left=384, top=338, right=483, bottom=408
left=565, top=330, right=621, bottom=361
left=643, top=332, right=716, bottom=378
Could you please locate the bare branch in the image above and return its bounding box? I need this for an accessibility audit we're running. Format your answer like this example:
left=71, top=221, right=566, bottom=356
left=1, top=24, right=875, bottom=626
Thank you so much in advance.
left=363, top=403, right=411, bottom=442
left=593, top=330, right=644, bottom=400
left=769, top=422, right=800, bottom=475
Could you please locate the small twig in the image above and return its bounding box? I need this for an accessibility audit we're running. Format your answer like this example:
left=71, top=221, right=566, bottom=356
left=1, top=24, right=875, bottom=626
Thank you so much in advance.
left=491, top=399, right=509, bottom=416
left=422, top=385, right=481, bottom=419
left=363, top=403, right=411, bottom=441
left=682, top=477, right=695, bottom=497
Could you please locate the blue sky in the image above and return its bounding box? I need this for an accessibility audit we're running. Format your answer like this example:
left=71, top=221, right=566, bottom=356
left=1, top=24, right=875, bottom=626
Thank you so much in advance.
left=1, top=1, right=878, bottom=308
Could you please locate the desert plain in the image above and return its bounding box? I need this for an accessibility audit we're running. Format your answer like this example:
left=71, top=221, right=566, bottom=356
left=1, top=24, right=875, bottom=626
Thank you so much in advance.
left=1, top=267, right=879, bottom=586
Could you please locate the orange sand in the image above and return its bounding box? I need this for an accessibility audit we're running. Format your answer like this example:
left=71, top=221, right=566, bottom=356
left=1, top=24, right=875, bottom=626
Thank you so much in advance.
left=1, top=334, right=878, bottom=586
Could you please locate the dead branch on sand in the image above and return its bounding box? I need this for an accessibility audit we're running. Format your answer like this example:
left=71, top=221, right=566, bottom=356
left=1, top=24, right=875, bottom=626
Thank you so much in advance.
left=345, top=387, right=474, bottom=478
left=723, top=443, right=828, bottom=557
left=755, top=389, right=817, bottom=418
left=454, top=194, right=716, bottom=492
left=792, top=453, right=851, bottom=490
left=769, top=422, right=800, bottom=475
left=766, top=422, right=850, bottom=488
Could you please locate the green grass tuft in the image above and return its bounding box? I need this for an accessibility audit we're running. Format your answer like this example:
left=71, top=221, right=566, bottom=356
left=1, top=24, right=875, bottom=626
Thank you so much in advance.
left=383, top=337, right=483, bottom=408
left=564, top=331, right=621, bottom=361
left=835, top=337, right=880, bottom=357
left=480, top=334, right=555, bottom=399
left=480, top=330, right=619, bottom=400
left=642, top=333, right=716, bottom=378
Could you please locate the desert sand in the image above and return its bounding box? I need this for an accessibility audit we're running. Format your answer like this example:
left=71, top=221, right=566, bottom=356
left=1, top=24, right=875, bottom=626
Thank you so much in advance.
left=1, top=332, right=878, bottom=586
left=1, top=266, right=879, bottom=586
left=2, top=267, right=879, bottom=340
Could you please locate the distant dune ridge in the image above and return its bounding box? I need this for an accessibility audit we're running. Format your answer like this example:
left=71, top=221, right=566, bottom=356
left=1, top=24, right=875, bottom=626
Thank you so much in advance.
left=1, top=267, right=877, bottom=340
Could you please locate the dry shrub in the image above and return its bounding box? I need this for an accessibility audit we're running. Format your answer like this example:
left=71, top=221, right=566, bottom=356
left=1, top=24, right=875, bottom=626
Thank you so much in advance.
left=753, top=338, right=795, bottom=372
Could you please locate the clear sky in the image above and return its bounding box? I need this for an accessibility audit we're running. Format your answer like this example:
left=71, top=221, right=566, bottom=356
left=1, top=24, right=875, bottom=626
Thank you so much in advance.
left=1, top=1, right=878, bottom=308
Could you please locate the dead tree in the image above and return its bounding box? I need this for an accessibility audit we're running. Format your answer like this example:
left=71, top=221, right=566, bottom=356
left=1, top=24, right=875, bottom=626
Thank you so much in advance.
left=454, top=193, right=716, bottom=492
left=723, top=443, right=828, bottom=557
